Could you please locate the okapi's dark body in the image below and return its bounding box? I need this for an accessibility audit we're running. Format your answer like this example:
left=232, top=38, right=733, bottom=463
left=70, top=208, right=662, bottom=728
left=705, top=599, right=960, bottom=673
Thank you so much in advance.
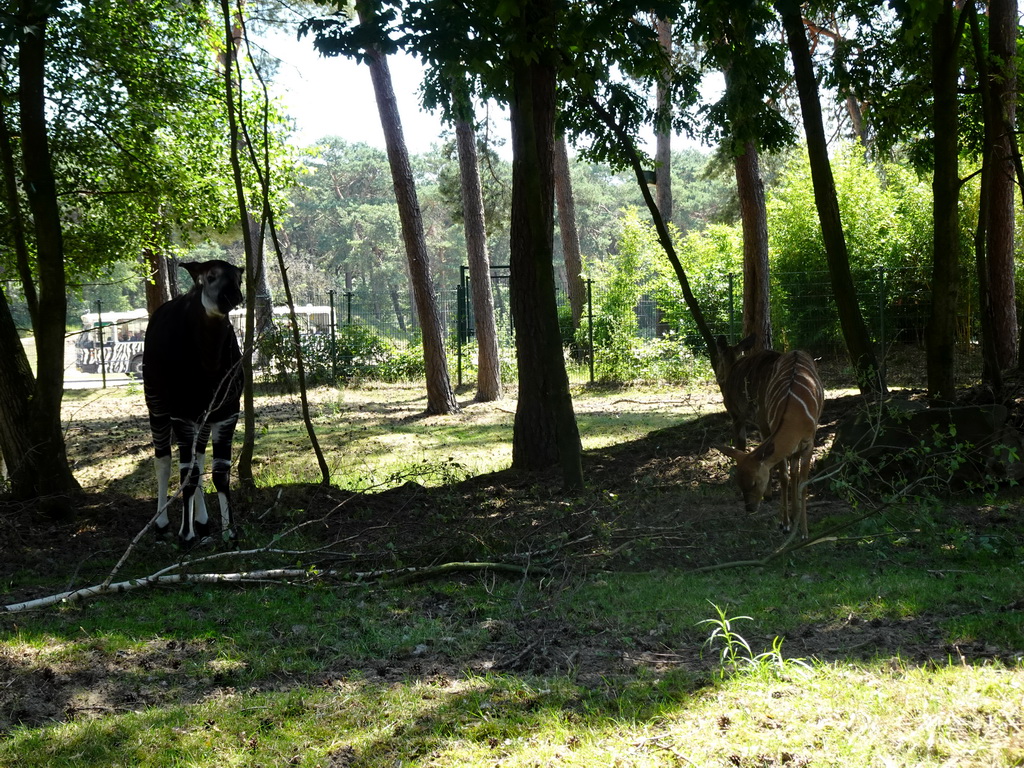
left=143, top=260, right=244, bottom=544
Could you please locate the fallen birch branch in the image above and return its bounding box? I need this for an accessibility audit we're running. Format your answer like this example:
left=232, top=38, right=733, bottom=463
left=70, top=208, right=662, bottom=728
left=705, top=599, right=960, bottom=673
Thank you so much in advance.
left=2, top=561, right=549, bottom=613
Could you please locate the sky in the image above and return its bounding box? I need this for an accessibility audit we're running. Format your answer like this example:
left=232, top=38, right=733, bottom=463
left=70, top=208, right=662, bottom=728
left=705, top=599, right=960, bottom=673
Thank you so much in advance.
left=259, top=27, right=718, bottom=159
left=261, top=29, right=496, bottom=155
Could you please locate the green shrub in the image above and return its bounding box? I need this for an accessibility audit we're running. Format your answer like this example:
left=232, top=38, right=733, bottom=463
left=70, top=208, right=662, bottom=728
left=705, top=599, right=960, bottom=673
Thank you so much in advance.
left=256, top=322, right=399, bottom=386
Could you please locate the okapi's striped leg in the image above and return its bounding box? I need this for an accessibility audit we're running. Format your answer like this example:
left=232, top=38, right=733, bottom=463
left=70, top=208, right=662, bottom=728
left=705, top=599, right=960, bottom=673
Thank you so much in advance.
left=154, top=454, right=173, bottom=536
left=175, top=419, right=213, bottom=544
left=148, top=408, right=175, bottom=539
left=210, top=414, right=239, bottom=542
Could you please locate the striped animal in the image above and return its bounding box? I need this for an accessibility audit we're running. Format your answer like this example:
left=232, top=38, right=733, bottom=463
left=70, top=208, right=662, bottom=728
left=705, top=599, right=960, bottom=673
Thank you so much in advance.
left=718, top=350, right=824, bottom=539
left=143, top=260, right=244, bottom=545
left=715, top=334, right=781, bottom=449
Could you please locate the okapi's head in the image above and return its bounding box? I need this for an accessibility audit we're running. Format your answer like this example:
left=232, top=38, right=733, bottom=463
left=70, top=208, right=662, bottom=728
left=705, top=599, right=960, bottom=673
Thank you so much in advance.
left=182, top=260, right=244, bottom=318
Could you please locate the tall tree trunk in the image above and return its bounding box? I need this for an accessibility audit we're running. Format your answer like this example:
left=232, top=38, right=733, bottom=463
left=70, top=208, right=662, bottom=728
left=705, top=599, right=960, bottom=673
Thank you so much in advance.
left=775, top=0, right=883, bottom=397
left=455, top=117, right=502, bottom=401
left=655, top=16, right=673, bottom=222
left=0, top=285, right=38, bottom=494
left=928, top=2, right=961, bottom=404
left=969, top=2, right=1004, bottom=392
left=734, top=140, right=772, bottom=349
left=249, top=212, right=275, bottom=337
left=13, top=5, right=80, bottom=499
left=973, top=141, right=1001, bottom=392
left=0, top=99, right=35, bottom=326
left=360, top=6, right=458, bottom=415
left=986, top=0, right=1017, bottom=371
left=143, top=248, right=172, bottom=312
left=553, top=136, right=585, bottom=330
left=509, top=3, right=583, bottom=488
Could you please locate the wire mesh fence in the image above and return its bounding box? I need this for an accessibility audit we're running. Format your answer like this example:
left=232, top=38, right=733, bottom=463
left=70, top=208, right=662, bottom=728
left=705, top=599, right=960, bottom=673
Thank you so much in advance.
left=288, top=266, right=946, bottom=388
left=60, top=266, right=966, bottom=390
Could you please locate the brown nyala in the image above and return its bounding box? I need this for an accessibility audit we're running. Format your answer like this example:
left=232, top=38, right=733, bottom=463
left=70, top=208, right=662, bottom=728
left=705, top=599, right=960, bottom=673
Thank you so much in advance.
left=715, top=334, right=782, bottom=449
left=718, top=349, right=824, bottom=539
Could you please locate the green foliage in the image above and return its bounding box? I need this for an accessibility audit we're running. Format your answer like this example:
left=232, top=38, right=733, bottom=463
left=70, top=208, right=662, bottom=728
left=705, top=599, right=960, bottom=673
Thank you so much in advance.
left=658, top=222, right=743, bottom=347
left=580, top=209, right=720, bottom=384
left=257, top=322, right=412, bottom=387
left=686, top=0, right=794, bottom=155
left=8, top=2, right=254, bottom=279
left=585, top=209, right=654, bottom=382
left=767, top=144, right=942, bottom=350
left=373, top=342, right=428, bottom=383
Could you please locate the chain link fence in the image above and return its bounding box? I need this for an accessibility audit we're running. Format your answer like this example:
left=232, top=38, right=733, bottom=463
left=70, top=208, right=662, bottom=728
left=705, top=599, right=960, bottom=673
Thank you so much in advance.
left=286, top=266, right=956, bottom=389
left=58, top=265, right=972, bottom=390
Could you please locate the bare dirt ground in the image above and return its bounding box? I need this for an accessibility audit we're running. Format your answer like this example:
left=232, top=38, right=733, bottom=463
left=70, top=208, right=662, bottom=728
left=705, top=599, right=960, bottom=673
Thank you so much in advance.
left=1, top=377, right=1022, bottom=736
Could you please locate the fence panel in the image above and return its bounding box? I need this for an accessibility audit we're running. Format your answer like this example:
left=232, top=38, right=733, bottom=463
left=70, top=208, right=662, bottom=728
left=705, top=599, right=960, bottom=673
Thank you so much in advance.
left=238, top=265, right=961, bottom=389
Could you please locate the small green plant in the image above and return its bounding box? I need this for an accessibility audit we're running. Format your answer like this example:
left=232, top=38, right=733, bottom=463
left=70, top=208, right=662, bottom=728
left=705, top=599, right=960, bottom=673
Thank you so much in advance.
left=700, top=603, right=810, bottom=680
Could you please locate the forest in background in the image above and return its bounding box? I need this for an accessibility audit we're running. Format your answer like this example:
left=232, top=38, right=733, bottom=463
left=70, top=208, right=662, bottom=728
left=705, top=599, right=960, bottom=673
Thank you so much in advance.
left=2, top=1, right=1022, bottom=496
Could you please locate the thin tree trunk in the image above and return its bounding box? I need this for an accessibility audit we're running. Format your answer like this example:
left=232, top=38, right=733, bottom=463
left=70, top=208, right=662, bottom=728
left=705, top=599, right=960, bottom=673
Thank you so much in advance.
left=973, top=138, right=1002, bottom=392
left=775, top=0, right=883, bottom=397
left=927, top=2, right=961, bottom=404
left=509, top=13, right=583, bottom=488
left=224, top=0, right=330, bottom=485
left=0, top=99, right=35, bottom=326
left=986, top=0, right=1017, bottom=370
left=250, top=212, right=275, bottom=336
left=586, top=92, right=719, bottom=369
left=553, top=136, right=585, bottom=330
left=0, top=284, right=37, bottom=494
left=734, top=140, right=772, bottom=349
left=455, top=117, right=502, bottom=401
left=389, top=286, right=406, bottom=332
left=219, top=0, right=260, bottom=488
left=969, top=2, right=1004, bottom=393
left=655, top=16, right=673, bottom=222
left=359, top=5, right=458, bottom=415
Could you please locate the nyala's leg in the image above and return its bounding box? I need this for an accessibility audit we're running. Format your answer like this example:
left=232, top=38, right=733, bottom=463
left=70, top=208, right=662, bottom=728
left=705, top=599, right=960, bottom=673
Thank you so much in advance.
left=777, top=459, right=793, bottom=533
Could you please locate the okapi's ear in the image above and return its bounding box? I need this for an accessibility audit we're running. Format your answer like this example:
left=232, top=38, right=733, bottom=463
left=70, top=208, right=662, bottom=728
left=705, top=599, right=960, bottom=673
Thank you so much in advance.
left=738, top=334, right=757, bottom=352
left=180, top=261, right=204, bottom=285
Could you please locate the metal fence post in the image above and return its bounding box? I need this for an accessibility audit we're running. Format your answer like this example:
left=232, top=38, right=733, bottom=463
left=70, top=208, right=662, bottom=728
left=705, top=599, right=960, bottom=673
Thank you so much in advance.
left=728, top=272, right=735, bottom=341
left=877, top=266, right=886, bottom=354
left=328, top=289, right=337, bottom=382
left=456, top=274, right=466, bottom=387
left=96, top=300, right=107, bottom=389
left=587, top=278, right=594, bottom=384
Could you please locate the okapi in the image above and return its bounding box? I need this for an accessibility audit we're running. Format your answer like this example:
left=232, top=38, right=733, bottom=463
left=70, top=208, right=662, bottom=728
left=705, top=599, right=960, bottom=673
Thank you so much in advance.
left=143, top=260, right=244, bottom=545
left=715, top=334, right=782, bottom=449
left=718, top=350, right=824, bottom=539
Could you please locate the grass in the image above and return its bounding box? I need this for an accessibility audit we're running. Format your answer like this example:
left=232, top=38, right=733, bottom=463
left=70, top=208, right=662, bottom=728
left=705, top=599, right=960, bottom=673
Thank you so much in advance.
left=63, top=381, right=712, bottom=495
left=2, top=379, right=1023, bottom=767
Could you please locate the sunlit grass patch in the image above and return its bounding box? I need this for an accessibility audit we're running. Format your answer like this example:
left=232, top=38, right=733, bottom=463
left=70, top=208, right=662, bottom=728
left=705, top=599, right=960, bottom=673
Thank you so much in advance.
left=4, top=660, right=1020, bottom=768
